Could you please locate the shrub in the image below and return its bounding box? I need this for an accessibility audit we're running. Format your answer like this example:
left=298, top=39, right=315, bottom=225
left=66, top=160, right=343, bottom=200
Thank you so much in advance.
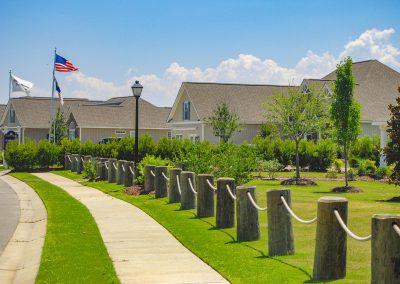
left=375, top=166, right=393, bottom=179
left=253, top=136, right=274, bottom=161
left=325, top=169, right=338, bottom=179
left=138, top=134, right=156, bottom=161
left=298, top=140, right=316, bottom=168
left=80, top=140, right=97, bottom=156
left=136, top=155, right=172, bottom=184
left=37, top=140, right=60, bottom=168
left=176, top=141, right=215, bottom=174
left=59, top=138, right=81, bottom=165
left=272, top=139, right=295, bottom=167
left=333, top=159, right=343, bottom=173
left=5, top=139, right=37, bottom=170
left=83, top=160, right=97, bottom=181
left=357, top=159, right=376, bottom=176
left=261, top=159, right=284, bottom=179
left=310, top=139, right=337, bottom=171
left=117, top=137, right=134, bottom=161
left=350, top=135, right=380, bottom=165
left=349, top=157, right=360, bottom=168
left=212, top=143, right=259, bottom=185
left=348, top=168, right=356, bottom=181
left=97, top=141, right=118, bottom=158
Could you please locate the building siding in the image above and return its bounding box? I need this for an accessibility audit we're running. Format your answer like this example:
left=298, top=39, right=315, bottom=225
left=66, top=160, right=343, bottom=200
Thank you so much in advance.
left=24, top=128, right=49, bottom=142
left=171, top=89, right=199, bottom=123
left=360, top=123, right=380, bottom=137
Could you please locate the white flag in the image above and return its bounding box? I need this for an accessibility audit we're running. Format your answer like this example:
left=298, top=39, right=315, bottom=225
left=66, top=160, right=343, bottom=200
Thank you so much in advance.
left=11, top=74, right=34, bottom=94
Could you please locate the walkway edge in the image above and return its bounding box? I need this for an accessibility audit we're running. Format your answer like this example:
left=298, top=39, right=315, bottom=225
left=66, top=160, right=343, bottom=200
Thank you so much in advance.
left=0, top=175, right=47, bottom=284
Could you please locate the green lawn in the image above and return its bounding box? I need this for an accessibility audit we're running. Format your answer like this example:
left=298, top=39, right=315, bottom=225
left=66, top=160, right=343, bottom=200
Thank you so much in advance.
left=11, top=172, right=120, bottom=284
left=253, top=171, right=345, bottom=179
left=54, top=170, right=400, bottom=283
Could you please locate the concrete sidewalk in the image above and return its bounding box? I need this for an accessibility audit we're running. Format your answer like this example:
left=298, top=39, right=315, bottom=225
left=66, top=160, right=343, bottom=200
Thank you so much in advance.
left=0, top=175, right=47, bottom=284
left=35, top=172, right=228, bottom=284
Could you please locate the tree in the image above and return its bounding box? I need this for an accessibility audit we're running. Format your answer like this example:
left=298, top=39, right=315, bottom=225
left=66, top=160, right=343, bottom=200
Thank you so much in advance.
left=51, top=109, right=68, bottom=144
left=205, top=102, right=241, bottom=144
left=265, top=83, right=328, bottom=181
left=384, top=87, right=400, bottom=185
left=330, top=57, right=361, bottom=188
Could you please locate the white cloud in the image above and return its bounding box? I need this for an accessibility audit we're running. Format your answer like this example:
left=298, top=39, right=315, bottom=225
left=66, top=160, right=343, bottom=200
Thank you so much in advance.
left=65, top=28, right=400, bottom=106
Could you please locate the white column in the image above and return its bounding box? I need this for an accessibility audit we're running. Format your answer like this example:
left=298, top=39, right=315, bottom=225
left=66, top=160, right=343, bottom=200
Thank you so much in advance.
left=379, top=125, right=388, bottom=166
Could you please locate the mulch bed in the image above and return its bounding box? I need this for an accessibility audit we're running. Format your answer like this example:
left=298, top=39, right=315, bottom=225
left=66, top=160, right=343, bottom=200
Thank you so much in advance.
left=124, top=185, right=155, bottom=196
left=280, top=178, right=317, bottom=186
left=331, top=186, right=363, bottom=193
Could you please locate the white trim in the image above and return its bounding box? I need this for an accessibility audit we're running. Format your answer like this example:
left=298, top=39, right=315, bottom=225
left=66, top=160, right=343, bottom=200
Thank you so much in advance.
left=169, top=121, right=202, bottom=125
left=79, top=127, right=82, bottom=141
left=78, top=126, right=170, bottom=130
left=201, top=124, right=205, bottom=142
left=171, top=127, right=197, bottom=131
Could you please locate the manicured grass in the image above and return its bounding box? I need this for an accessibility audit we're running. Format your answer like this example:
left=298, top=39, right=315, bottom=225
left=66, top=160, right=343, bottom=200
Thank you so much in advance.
left=11, top=172, right=120, bottom=284
left=253, top=171, right=345, bottom=179
left=55, top=170, right=400, bottom=283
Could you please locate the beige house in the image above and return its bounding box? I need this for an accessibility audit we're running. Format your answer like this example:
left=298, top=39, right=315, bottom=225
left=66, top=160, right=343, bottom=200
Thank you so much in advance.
left=167, top=82, right=288, bottom=144
left=0, top=97, right=93, bottom=148
left=67, top=96, right=171, bottom=143
left=168, top=60, right=400, bottom=158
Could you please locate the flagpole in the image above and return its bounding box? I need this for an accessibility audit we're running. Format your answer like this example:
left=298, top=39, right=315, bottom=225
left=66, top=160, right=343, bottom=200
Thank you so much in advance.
left=8, top=70, right=11, bottom=100
left=49, top=48, right=56, bottom=142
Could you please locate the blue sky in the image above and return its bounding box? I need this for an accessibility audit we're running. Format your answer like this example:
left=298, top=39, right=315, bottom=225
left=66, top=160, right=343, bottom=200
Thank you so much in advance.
left=0, top=0, right=399, bottom=106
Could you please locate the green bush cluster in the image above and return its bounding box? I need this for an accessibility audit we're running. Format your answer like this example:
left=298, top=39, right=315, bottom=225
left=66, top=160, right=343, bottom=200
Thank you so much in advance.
left=350, top=135, right=380, bottom=166
left=253, top=137, right=337, bottom=171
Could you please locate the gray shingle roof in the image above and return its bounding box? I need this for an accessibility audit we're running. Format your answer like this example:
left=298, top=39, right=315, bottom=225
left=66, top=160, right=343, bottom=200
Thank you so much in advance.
left=171, top=82, right=289, bottom=123
left=69, top=97, right=171, bottom=129
left=8, top=97, right=92, bottom=128
left=322, top=60, right=400, bottom=122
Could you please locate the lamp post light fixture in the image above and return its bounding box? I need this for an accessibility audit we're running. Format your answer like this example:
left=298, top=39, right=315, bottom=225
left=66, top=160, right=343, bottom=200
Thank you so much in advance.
left=131, top=80, right=143, bottom=177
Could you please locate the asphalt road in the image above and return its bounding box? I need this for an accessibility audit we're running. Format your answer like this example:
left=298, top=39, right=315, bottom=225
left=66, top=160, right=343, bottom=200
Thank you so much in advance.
left=0, top=178, right=20, bottom=254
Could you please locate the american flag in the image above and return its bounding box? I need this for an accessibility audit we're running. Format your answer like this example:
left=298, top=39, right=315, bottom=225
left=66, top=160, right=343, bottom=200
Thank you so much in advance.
left=55, top=54, right=79, bottom=72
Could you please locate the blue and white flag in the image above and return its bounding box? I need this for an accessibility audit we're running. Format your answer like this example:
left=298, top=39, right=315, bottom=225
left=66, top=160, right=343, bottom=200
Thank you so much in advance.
left=54, top=78, right=64, bottom=106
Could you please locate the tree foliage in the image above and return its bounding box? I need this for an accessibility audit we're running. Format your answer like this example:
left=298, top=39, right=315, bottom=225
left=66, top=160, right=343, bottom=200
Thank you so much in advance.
left=330, top=57, right=361, bottom=187
left=205, top=102, right=241, bottom=143
left=384, top=87, right=400, bottom=185
left=51, top=109, right=68, bottom=144
left=265, top=83, right=328, bottom=180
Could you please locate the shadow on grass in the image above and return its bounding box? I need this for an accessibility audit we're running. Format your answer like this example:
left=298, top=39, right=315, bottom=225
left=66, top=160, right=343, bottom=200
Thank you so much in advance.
left=243, top=243, right=313, bottom=282
left=376, top=196, right=400, bottom=203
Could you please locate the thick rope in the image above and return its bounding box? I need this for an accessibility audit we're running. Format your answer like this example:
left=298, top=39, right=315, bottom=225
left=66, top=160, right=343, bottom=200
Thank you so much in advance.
left=81, top=157, right=84, bottom=163
left=176, top=175, right=182, bottom=195
left=129, top=166, right=135, bottom=176
left=206, top=179, right=217, bottom=191
left=162, top=172, right=170, bottom=181
left=280, top=196, right=317, bottom=224
left=333, top=210, right=371, bottom=241
left=113, top=162, right=117, bottom=171
left=150, top=170, right=156, bottom=177
left=67, top=156, right=72, bottom=162
left=247, top=192, right=267, bottom=211
left=188, top=178, right=197, bottom=194
left=226, top=184, right=236, bottom=200
left=105, top=162, right=109, bottom=170
left=75, top=156, right=79, bottom=162
left=393, top=224, right=400, bottom=237
left=121, top=164, right=125, bottom=172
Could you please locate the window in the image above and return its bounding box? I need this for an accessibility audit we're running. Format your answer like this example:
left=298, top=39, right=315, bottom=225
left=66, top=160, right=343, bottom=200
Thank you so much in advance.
left=9, top=109, right=15, bottom=123
left=68, top=129, right=76, bottom=140
left=167, top=131, right=172, bottom=139
left=175, top=134, right=183, bottom=140
left=182, top=101, right=190, bottom=121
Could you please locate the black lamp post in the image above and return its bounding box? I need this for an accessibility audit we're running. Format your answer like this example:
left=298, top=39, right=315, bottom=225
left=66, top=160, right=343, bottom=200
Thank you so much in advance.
left=131, top=80, right=143, bottom=173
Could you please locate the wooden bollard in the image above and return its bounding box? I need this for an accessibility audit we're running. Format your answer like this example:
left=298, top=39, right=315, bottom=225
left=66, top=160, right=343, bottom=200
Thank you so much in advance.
left=371, top=214, right=400, bottom=283
left=72, top=154, right=80, bottom=172
left=144, top=165, right=156, bottom=193
left=64, top=153, right=71, bottom=170
left=267, top=189, right=294, bottom=256
left=155, top=166, right=168, bottom=198
left=197, top=174, right=215, bottom=218
left=116, top=160, right=125, bottom=185
left=70, top=154, right=77, bottom=172
left=168, top=168, right=182, bottom=203
left=108, top=158, right=117, bottom=183
left=104, top=160, right=109, bottom=180
left=124, top=161, right=134, bottom=187
left=180, top=171, right=196, bottom=210
left=313, top=197, right=348, bottom=281
left=216, top=178, right=235, bottom=228
left=97, top=158, right=108, bottom=180
left=236, top=185, right=260, bottom=242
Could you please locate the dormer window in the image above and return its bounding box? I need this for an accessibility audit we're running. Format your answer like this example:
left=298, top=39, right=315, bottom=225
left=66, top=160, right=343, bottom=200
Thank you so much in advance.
left=182, top=101, right=190, bottom=121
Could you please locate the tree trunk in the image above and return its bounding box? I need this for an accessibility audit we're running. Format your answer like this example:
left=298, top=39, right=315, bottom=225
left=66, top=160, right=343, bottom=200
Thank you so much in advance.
left=295, top=139, right=300, bottom=181
left=344, top=142, right=348, bottom=188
